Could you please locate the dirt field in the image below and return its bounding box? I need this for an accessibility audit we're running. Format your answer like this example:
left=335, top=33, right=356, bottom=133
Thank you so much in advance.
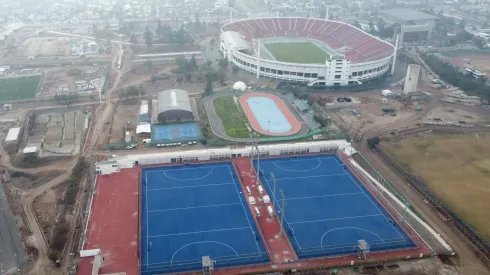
left=381, top=134, right=490, bottom=240
left=423, top=106, right=489, bottom=125
left=108, top=101, right=139, bottom=144
left=32, top=181, right=67, bottom=242
left=443, top=53, right=490, bottom=78
left=326, top=92, right=424, bottom=139
left=15, top=37, right=70, bottom=57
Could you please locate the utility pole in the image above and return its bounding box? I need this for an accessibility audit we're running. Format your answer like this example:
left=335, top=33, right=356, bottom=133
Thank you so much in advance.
left=279, top=189, right=286, bottom=236
left=271, top=172, right=277, bottom=209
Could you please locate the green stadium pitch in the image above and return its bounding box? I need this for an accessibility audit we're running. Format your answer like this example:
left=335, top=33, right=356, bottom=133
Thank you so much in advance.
left=264, top=42, right=330, bottom=64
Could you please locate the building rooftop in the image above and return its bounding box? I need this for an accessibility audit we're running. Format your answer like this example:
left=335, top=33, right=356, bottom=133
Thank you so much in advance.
left=293, top=100, right=309, bottom=112
left=77, top=168, right=139, bottom=275
left=379, top=8, right=438, bottom=22
left=5, top=127, right=20, bottom=142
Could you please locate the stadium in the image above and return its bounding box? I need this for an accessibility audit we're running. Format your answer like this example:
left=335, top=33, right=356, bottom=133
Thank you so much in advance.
left=220, top=17, right=395, bottom=88
left=77, top=141, right=452, bottom=275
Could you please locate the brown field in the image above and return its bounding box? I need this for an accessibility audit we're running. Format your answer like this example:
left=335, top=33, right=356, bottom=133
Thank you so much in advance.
left=382, top=134, right=490, bottom=239
left=444, top=53, right=490, bottom=78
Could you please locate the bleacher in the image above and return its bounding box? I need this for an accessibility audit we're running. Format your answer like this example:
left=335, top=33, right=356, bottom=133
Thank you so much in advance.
left=222, top=18, right=394, bottom=63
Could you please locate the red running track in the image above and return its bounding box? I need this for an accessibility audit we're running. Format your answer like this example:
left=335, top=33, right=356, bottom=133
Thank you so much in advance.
left=240, top=92, right=302, bottom=136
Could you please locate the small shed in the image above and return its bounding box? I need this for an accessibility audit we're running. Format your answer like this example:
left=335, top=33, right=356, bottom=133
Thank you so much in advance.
left=293, top=99, right=309, bottom=113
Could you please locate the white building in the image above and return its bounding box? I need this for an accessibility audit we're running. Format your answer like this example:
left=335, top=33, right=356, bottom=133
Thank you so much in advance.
left=220, top=17, right=394, bottom=88
left=404, top=64, right=421, bottom=94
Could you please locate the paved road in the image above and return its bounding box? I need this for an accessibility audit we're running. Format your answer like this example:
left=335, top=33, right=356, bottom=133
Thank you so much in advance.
left=0, top=183, right=29, bottom=275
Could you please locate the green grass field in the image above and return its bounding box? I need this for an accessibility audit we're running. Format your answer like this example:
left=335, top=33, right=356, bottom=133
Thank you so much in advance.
left=264, top=42, right=329, bottom=64
left=213, top=95, right=253, bottom=138
left=0, top=76, right=41, bottom=101
left=382, top=135, right=490, bottom=240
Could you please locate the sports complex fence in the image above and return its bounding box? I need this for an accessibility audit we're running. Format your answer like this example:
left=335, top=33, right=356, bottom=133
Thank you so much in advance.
left=373, top=146, right=490, bottom=261
left=336, top=151, right=433, bottom=257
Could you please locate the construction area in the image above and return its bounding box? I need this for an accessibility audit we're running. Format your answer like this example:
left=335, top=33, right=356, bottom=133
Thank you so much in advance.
left=25, top=109, right=88, bottom=157
left=39, top=65, right=108, bottom=98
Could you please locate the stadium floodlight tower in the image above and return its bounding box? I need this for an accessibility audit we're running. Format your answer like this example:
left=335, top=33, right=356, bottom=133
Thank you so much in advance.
left=202, top=256, right=216, bottom=275
left=228, top=0, right=235, bottom=23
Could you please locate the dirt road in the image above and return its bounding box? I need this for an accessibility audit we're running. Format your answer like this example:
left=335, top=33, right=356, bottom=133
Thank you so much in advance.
left=16, top=45, right=131, bottom=275
left=20, top=173, right=72, bottom=275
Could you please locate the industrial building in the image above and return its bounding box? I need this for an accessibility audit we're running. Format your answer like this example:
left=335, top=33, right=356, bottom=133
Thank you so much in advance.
left=156, top=89, right=194, bottom=123
left=4, top=127, right=21, bottom=153
left=379, top=8, right=438, bottom=43
left=144, top=89, right=201, bottom=145
left=138, top=100, right=150, bottom=124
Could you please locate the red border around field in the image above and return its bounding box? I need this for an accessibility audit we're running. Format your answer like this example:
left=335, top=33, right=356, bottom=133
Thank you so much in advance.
left=240, top=92, right=301, bottom=136
left=77, top=168, right=139, bottom=275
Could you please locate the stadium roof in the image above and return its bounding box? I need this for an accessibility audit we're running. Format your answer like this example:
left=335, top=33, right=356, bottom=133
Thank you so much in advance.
left=379, top=8, right=438, bottom=22
left=221, top=31, right=252, bottom=51
left=157, top=89, right=192, bottom=114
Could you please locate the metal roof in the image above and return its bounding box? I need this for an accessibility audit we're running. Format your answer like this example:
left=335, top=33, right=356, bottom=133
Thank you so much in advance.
left=5, top=127, right=20, bottom=142
left=23, top=146, right=38, bottom=154
left=293, top=100, right=309, bottom=112
left=379, top=8, right=438, bottom=22
left=157, top=89, right=192, bottom=114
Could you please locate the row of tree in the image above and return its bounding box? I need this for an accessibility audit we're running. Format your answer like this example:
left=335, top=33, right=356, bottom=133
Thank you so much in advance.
left=421, top=53, right=490, bottom=104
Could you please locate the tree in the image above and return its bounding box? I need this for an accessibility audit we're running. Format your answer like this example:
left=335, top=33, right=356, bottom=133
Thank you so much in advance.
left=184, top=72, right=192, bottom=81
left=368, top=21, right=375, bottom=33
left=353, top=20, right=361, bottom=29
left=474, top=37, right=486, bottom=49
left=129, top=33, right=137, bottom=44
left=204, top=79, right=213, bottom=94
left=145, top=59, right=153, bottom=72
left=367, top=137, right=380, bottom=149
left=188, top=55, right=197, bottom=70
left=218, top=58, right=229, bottom=71
left=176, top=75, right=184, bottom=86
left=175, top=55, right=187, bottom=68
left=218, top=70, right=226, bottom=84
left=144, top=24, right=152, bottom=48
left=127, top=86, right=140, bottom=98
left=232, top=65, right=239, bottom=75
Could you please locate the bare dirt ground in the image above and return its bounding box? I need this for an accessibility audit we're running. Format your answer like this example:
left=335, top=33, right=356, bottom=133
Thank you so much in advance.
left=443, top=53, right=490, bottom=78
left=15, top=37, right=70, bottom=57
left=32, top=182, right=67, bottom=243
left=108, top=100, right=139, bottom=144
left=302, top=257, right=459, bottom=275
left=10, top=171, right=63, bottom=189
